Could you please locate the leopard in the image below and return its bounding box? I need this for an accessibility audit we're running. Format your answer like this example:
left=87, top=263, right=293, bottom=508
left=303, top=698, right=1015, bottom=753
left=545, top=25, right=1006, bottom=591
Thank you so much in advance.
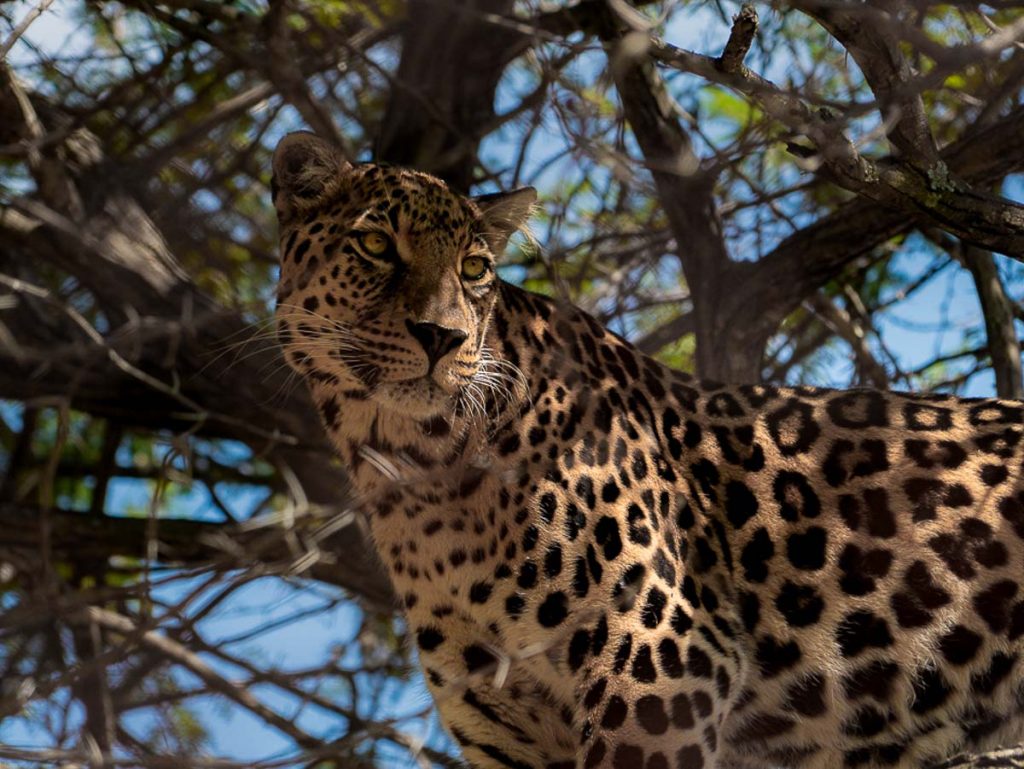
left=271, top=130, right=1024, bottom=769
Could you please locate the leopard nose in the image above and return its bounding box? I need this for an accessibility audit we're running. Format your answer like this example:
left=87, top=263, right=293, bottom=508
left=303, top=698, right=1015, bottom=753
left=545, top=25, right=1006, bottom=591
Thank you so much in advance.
left=406, top=320, right=468, bottom=368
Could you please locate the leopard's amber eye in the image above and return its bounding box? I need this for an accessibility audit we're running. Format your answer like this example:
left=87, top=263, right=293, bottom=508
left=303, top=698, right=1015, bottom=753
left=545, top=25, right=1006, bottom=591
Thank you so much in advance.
left=359, top=232, right=390, bottom=256
left=462, top=256, right=489, bottom=280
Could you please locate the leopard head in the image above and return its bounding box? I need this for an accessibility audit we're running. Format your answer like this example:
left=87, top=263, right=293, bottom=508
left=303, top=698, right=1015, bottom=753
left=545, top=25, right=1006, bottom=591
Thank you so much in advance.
left=272, top=132, right=535, bottom=419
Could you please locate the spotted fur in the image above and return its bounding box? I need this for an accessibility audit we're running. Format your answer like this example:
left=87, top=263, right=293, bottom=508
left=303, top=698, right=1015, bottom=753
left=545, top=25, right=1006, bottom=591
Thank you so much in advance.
left=272, top=132, right=1024, bottom=769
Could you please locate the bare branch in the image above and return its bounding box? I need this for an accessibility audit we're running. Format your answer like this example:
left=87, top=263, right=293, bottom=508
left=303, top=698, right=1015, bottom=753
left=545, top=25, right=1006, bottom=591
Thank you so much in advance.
left=646, top=28, right=1024, bottom=259
left=719, top=4, right=758, bottom=75
left=808, top=293, right=890, bottom=388
left=0, top=1, right=56, bottom=63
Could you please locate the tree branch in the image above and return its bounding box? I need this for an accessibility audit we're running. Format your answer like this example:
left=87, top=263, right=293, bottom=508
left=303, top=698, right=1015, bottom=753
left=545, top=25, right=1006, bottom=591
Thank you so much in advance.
left=646, top=22, right=1024, bottom=259
left=959, top=245, right=1023, bottom=398
left=375, top=0, right=522, bottom=190
left=721, top=104, right=1024, bottom=362
left=0, top=502, right=391, bottom=607
left=594, top=3, right=739, bottom=379
left=636, top=312, right=696, bottom=355
left=70, top=606, right=324, bottom=750
left=0, top=88, right=396, bottom=608
left=719, top=4, right=758, bottom=75
left=792, top=0, right=939, bottom=163
left=808, top=293, right=890, bottom=388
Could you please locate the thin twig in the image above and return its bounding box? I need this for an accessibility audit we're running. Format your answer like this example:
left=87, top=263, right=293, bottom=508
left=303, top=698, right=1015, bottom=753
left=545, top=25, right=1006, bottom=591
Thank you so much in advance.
left=0, top=0, right=56, bottom=60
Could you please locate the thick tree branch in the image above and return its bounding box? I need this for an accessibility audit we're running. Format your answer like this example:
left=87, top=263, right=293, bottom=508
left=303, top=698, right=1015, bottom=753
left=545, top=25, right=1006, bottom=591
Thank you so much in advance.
left=960, top=245, right=1023, bottom=398
left=793, top=0, right=939, bottom=163
left=718, top=4, right=758, bottom=75
left=0, top=502, right=390, bottom=606
left=376, top=0, right=521, bottom=190
left=592, top=4, right=739, bottom=379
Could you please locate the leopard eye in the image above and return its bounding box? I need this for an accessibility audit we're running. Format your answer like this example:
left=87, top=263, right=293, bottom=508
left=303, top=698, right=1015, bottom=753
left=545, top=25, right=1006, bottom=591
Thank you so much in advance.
left=461, top=256, right=490, bottom=281
left=359, top=232, right=390, bottom=256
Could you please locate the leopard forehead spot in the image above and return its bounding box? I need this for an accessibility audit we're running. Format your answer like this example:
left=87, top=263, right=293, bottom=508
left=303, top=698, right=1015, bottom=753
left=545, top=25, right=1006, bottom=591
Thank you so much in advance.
left=273, top=143, right=1024, bottom=769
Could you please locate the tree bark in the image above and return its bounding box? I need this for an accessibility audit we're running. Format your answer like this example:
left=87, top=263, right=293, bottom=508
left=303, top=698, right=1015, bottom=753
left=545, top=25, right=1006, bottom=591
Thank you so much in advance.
left=590, top=7, right=743, bottom=381
left=376, top=0, right=522, bottom=191
left=0, top=502, right=393, bottom=609
left=962, top=246, right=1023, bottom=398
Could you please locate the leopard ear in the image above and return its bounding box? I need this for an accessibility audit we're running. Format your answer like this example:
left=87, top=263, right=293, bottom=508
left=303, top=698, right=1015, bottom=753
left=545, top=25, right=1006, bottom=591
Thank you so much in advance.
left=272, top=132, right=350, bottom=219
left=473, top=187, right=537, bottom=254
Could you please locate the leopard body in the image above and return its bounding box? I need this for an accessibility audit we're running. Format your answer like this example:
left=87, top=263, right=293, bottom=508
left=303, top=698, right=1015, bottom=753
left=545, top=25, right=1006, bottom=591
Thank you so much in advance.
left=272, top=132, right=1024, bottom=769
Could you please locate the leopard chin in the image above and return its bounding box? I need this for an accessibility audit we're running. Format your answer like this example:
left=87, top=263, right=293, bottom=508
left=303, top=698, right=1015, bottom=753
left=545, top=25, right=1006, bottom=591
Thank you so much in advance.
left=372, top=377, right=461, bottom=419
